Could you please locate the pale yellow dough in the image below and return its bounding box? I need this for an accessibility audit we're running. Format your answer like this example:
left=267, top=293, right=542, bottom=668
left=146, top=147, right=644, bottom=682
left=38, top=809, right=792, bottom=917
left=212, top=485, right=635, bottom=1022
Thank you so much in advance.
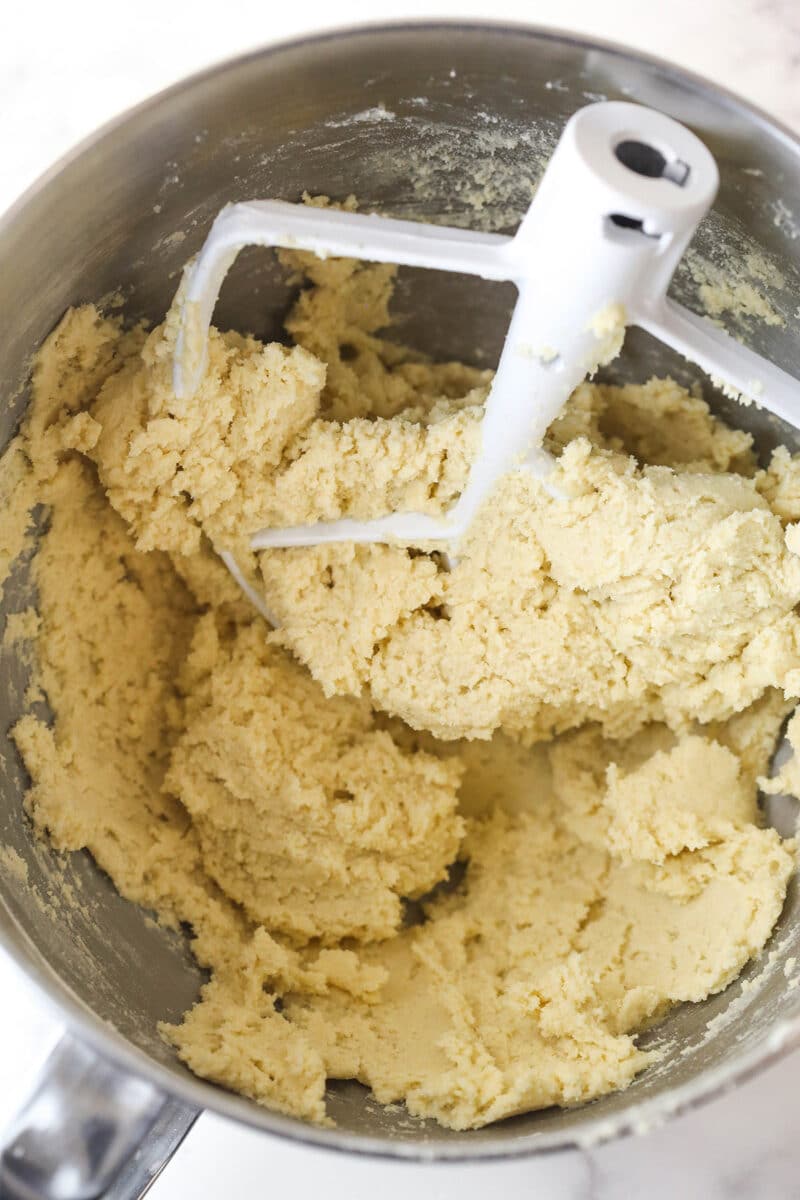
left=3, top=247, right=799, bottom=1131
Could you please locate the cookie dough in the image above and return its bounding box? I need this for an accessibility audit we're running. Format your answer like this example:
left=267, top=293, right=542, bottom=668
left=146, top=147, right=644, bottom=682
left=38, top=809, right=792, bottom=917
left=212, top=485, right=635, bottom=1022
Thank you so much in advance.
left=3, top=246, right=798, bottom=1130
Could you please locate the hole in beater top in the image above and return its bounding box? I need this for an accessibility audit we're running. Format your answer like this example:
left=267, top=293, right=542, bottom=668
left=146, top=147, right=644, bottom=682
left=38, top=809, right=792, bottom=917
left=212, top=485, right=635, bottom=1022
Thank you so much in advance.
left=615, top=139, right=668, bottom=177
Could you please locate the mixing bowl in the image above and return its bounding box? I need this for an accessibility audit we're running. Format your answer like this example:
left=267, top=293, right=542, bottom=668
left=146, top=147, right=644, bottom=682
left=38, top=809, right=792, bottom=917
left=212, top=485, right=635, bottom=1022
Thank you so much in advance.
left=2, top=20, right=800, bottom=1198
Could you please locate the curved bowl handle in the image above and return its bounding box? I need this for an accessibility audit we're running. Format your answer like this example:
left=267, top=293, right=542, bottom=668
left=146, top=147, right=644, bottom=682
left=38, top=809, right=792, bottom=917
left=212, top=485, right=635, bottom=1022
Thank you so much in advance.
left=0, top=1035, right=199, bottom=1199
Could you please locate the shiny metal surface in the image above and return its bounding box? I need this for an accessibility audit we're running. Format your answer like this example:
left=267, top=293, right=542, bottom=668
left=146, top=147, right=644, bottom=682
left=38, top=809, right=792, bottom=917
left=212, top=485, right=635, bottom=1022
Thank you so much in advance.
left=1, top=21, right=800, bottom=1169
left=0, top=1037, right=198, bottom=1200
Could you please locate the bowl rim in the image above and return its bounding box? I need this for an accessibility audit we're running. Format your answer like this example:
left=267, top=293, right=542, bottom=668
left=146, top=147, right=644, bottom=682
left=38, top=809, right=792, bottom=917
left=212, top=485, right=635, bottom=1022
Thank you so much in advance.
left=3, top=16, right=800, bottom=1163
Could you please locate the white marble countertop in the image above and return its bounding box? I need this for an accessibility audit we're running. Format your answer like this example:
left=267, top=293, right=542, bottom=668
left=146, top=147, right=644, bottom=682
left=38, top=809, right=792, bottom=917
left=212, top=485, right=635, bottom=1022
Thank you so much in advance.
left=2, top=1, right=800, bottom=1196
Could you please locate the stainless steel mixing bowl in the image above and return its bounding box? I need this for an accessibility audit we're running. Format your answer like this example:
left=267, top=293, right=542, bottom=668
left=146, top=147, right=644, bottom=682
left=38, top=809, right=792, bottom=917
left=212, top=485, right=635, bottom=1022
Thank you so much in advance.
left=2, top=21, right=800, bottom=1197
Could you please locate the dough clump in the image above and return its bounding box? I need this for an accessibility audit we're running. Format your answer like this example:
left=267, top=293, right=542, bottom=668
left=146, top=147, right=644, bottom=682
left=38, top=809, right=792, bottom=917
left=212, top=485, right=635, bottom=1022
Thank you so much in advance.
left=3, top=248, right=798, bottom=1131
